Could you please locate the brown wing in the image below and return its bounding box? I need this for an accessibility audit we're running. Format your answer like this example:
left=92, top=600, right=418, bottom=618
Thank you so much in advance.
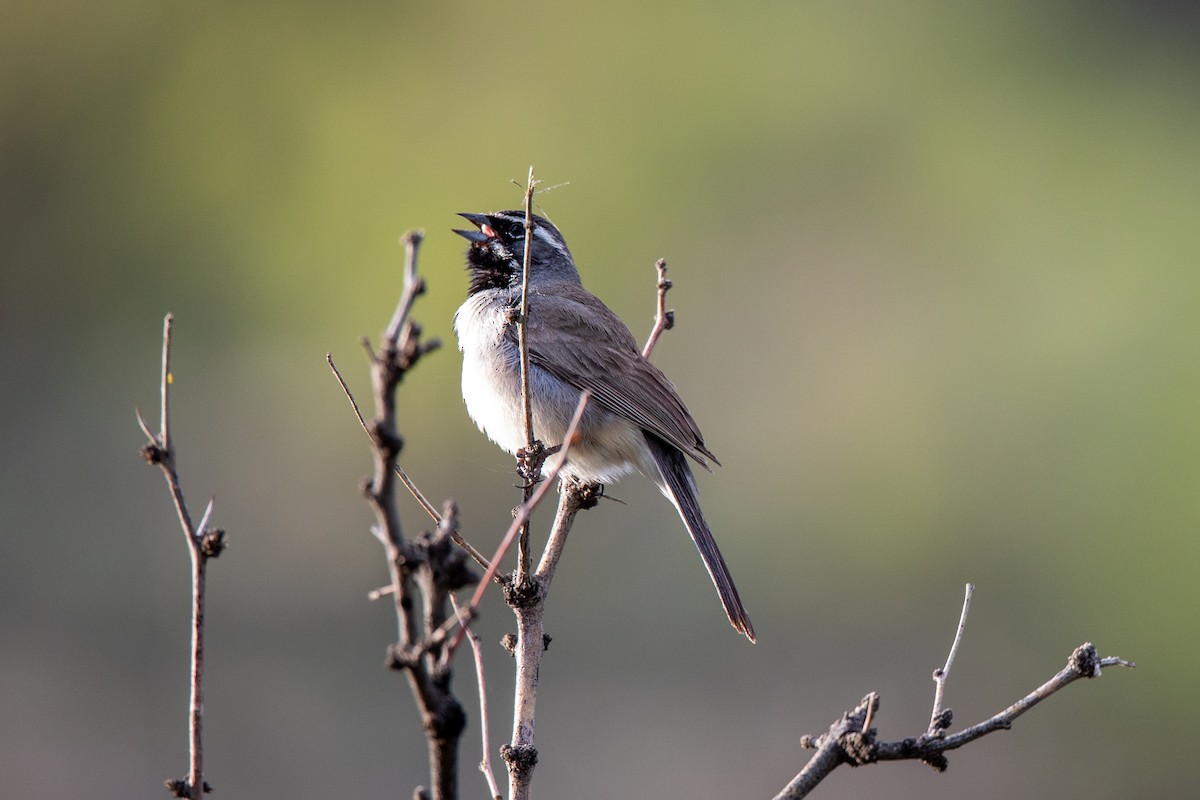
left=513, top=283, right=718, bottom=467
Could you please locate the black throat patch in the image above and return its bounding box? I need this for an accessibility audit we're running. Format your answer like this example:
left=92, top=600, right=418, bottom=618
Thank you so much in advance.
left=465, top=244, right=517, bottom=295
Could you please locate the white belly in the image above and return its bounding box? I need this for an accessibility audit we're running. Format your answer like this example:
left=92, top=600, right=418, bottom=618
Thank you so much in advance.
left=454, top=293, right=647, bottom=484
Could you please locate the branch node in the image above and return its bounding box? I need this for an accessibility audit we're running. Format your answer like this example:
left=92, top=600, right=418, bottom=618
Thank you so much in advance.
left=1069, top=642, right=1101, bottom=678
left=386, top=642, right=421, bottom=672
left=368, top=419, right=404, bottom=455
left=164, top=778, right=211, bottom=797
left=500, top=743, right=539, bottom=780
left=140, top=441, right=166, bottom=465
left=929, top=707, right=953, bottom=735
left=841, top=731, right=878, bottom=767
left=570, top=480, right=603, bottom=510
left=200, top=528, right=227, bottom=559
left=503, top=575, right=544, bottom=609
left=922, top=752, right=950, bottom=772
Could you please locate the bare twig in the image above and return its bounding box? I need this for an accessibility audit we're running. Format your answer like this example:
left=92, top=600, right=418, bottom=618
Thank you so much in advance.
left=929, top=583, right=974, bottom=735
left=518, top=165, right=537, bottom=455
left=774, top=601, right=1135, bottom=800
left=137, top=313, right=219, bottom=800
left=394, top=464, right=494, bottom=574
left=515, top=166, right=540, bottom=585
left=503, top=398, right=597, bottom=800
left=414, top=391, right=593, bottom=666
left=642, top=258, right=675, bottom=359
left=326, top=353, right=371, bottom=437
left=329, top=231, right=475, bottom=800
left=328, top=353, right=492, bottom=577
left=500, top=237, right=680, bottom=799
left=467, top=391, right=591, bottom=616
left=451, top=595, right=503, bottom=800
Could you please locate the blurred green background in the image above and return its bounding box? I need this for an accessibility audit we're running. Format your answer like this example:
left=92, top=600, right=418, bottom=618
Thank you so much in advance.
left=2, top=1, right=1195, bottom=797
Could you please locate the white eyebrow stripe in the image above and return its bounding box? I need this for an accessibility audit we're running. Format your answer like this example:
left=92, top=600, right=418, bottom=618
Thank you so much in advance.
left=532, top=224, right=569, bottom=258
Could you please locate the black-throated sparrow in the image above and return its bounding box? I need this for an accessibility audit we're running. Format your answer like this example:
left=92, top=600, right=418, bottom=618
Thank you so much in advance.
left=453, top=211, right=755, bottom=642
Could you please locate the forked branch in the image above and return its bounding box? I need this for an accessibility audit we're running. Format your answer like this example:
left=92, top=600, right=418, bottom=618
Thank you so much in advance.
left=136, top=314, right=224, bottom=800
left=328, top=231, right=476, bottom=800
left=642, top=258, right=675, bottom=359
left=773, top=587, right=1134, bottom=799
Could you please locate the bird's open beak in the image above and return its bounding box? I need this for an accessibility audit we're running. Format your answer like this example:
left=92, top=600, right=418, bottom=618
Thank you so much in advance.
left=453, top=212, right=492, bottom=243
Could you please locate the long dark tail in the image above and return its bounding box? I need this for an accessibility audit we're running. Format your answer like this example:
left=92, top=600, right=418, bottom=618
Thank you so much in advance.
left=645, top=433, right=756, bottom=642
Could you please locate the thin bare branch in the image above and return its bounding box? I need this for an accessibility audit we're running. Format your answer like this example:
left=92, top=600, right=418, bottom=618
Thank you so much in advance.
left=451, top=595, right=503, bottom=800
left=642, top=258, right=675, bottom=359
left=518, top=166, right=537, bottom=455
left=384, top=231, right=426, bottom=347
left=394, top=464, right=493, bottom=575
left=894, top=645, right=1134, bottom=760
left=515, top=166, right=540, bottom=585
left=135, top=406, right=156, bottom=443
left=329, top=352, right=492, bottom=577
left=326, top=353, right=370, bottom=438
left=421, top=390, right=593, bottom=663
left=160, top=313, right=173, bottom=453
left=466, top=390, right=592, bottom=614
left=929, top=583, right=974, bottom=735
left=137, top=313, right=214, bottom=800
left=195, top=498, right=216, bottom=542
left=534, top=481, right=591, bottom=585
left=504, top=392, right=598, bottom=800
left=774, top=626, right=1135, bottom=800
left=331, top=230, right=466, bottom=800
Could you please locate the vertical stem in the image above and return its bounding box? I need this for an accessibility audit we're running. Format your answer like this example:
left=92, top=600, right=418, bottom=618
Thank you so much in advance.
left=517, top=166, right=536, bottom=455
left=507, top=483, right=586, bottom=800
left=188, top=547, right=206, bottom=800
left=160, top=313, right=173, bottom=454
left=929, top=583, right=974, bottom=734
left=508, top=600, right=543, bottom=800
left=516, top=166, right=537, bottom=584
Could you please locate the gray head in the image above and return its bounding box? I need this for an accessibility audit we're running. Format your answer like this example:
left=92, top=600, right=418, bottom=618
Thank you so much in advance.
left=455, top=211, right=580, bottom=295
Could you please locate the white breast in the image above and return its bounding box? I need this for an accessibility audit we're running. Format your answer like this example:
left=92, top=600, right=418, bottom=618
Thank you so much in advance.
left=454, top=293, right=527, bottom=456
left=453, top=291, right=647, bottom=484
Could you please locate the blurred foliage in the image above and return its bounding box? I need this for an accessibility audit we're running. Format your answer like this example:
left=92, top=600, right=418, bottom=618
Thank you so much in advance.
left=2, top=1, right=1197, bottom=798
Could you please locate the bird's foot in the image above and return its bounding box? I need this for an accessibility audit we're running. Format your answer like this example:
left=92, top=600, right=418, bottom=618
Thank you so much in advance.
left=515, top=440, right=550, bottom=489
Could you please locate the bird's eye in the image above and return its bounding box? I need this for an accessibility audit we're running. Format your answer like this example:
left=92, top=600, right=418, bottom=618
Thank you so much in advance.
left=508, top=221, right=526, bottom=239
